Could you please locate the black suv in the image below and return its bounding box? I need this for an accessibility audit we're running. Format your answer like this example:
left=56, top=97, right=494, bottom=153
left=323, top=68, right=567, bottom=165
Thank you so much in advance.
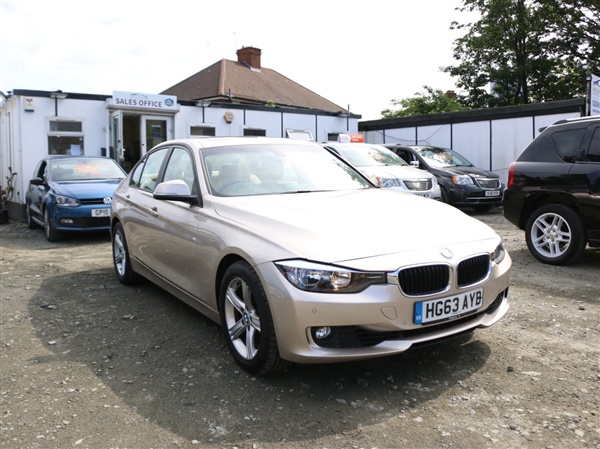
left=503, top=116, right=600, bottom=265
left=384, top=144, right=503, bottom=212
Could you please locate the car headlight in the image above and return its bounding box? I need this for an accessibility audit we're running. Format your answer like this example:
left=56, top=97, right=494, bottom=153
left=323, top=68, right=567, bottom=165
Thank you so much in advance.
left=275, top=260, right=387, bottom=293
left=371, top=176, right=402, bottom=188
left=54, top=194, right=80, bottom=207
left=491, top=241, right=506, bottom=264
left=452, top=175, right=474, bottom=185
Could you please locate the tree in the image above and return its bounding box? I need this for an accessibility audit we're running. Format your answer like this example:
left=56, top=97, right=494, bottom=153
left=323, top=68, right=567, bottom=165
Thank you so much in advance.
left=443, top=0, right=599, bottom=109
left=381, top=86, right=469, bottom=118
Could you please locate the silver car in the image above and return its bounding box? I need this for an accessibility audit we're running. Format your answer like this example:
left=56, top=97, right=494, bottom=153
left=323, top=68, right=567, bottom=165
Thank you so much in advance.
left=322, top=142, right=442, bottom=200
left=110, top=137, right=511, bottom=375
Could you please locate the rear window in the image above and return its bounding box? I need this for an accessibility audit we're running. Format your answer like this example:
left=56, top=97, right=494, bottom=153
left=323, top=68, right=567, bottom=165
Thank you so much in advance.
left=551, top=129, right=586, bottom=162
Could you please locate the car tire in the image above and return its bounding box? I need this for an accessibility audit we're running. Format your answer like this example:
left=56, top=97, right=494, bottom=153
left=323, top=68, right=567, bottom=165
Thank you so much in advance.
left=440, top=186, right=450, bottom=204
left=44, top=208, right=61, bottom=242
left=26, top=203, right=38, bottom=229
left=112, top=222, right=140, bottom=285
left=525, top=204, right=586, bottom=265
left=219, top=261, right=289, bottom=376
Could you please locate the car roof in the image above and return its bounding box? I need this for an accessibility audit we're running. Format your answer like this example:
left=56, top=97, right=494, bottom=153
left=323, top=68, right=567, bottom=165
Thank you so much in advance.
left=152, top=137, right=318, bottom=150
left=538, top=115, right=599, bottom=133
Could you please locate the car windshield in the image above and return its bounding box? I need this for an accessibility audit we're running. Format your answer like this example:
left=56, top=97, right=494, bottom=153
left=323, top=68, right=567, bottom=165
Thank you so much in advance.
left=415, top=146, right=473, bottom=168
left=336, top=144, right=409, bottom=168
left=202, top=143, right=373, bottom=197
left=50, top=159, right=126, bottom=181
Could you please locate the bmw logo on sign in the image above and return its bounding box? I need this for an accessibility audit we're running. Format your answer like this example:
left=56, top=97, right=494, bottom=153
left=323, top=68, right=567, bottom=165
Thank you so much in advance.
left=103, top=197, right=112, bottom=205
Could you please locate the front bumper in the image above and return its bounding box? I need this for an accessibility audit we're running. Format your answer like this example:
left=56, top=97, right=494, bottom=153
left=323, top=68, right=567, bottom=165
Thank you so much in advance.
left=448, top=185, right=503, bottom=207
left=259, top=253, right=512, bottom=364
left=51, top=204, right=111, bottom=231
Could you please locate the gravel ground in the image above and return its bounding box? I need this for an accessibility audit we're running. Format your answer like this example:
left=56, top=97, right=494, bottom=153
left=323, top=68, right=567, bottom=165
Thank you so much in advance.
left=1, top=207, right=599, bottom=449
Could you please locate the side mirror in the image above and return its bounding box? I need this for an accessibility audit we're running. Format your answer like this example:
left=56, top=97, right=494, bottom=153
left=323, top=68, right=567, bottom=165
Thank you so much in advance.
left=29, top=177, right=45, bottom=186
left=153, top=180, right=200, bottom=205
left=410, top=161, right=420, bottom=168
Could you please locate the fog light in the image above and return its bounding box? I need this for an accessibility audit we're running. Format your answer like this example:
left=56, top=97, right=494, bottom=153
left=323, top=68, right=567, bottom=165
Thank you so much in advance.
left=314, top=326, right=332, bottom=339
left=59, top=218, right=74, bottom=224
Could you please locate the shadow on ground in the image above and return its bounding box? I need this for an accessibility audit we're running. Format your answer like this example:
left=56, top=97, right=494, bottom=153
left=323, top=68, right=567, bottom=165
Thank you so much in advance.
left=28, top=267, right=492, bottom=445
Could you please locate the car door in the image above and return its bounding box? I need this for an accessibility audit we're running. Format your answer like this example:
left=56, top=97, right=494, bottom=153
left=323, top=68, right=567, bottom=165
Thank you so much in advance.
left=141, top=146, right=202, bottom=296
left=28, top=160, right=49, bottom=221
left=120, top=146, right=171, bottom=264
left=569, top=124, right=600, bottom=215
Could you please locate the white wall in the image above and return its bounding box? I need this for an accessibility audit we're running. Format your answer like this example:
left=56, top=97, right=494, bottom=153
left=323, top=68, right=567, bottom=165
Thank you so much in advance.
left=362, top=108, right=583, bottom=184
left=1, top=94, right=358, bottom=206
left=452, top=121, right=491, bottom=170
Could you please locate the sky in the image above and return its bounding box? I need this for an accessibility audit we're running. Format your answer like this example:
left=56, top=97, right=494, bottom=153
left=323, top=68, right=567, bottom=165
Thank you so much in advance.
left=0, top=0, right=477, bottom=121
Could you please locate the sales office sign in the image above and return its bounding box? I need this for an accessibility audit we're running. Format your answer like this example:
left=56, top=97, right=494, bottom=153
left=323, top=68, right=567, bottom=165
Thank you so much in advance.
left=108, top=91, right=179, bottom=111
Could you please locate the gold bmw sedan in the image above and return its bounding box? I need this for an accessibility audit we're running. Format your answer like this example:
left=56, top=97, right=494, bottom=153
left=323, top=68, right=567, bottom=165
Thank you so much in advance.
left=110, top=137, right=511, bottom=375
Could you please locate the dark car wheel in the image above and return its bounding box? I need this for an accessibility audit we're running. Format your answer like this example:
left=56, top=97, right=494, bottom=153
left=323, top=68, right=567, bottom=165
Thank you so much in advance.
left=440, top=186, right=450, bottom=204
left=26, top=203, right=38, bottom=229
left=112, top=222, right=140, bottom=285
left=219, top=261, right=289, bottom=376
left=525, top=204, right=586, bottom=265
left=44, top=208, right=61, bottom=242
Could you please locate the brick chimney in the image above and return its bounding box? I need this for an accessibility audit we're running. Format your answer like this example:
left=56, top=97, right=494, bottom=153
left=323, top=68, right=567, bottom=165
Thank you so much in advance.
left=445, top=90, right=457, bottom=99
left=237, top=47, right=262, bottom=69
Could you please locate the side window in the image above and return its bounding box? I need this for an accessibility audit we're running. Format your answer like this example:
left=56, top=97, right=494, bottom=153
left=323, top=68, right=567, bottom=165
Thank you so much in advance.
left=552, top=128, right=586, bottom=162
left=35, top=161, right=47, bottom=180
left=585, top=128, right=600, bottom=163
left=129, top=160, right=145, bottom=188
left=163, top=147, right=196, bottom=192
left=397, top=150, right=411, bottom=164
left=138, top=148, right=169, bottom=192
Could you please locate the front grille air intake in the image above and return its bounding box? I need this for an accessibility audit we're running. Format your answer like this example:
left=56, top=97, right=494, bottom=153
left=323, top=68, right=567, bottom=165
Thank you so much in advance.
left=457, top=254, right=490, bottom=287
left=474, top=178, right=500, bottom=189
left=404, top=179, right=432, bottom=191
left=398, top=264, right=449, bottom=296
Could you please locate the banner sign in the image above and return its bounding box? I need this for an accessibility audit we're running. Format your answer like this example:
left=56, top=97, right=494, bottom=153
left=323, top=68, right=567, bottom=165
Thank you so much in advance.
left=108, top=91, right=178, bottom=111
left=591, top=74, right=600, bottom=117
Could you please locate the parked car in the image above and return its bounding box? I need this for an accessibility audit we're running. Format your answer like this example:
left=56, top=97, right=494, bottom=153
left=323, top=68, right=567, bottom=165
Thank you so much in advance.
left=503, top=116, right=600, bottom=265
left=110, top=137, right=512, bottom=375
left=322, top=142, right=442, bottom=200
left=26, top=156, right=127, bottom=241
left=384, top=144, right=504, bottom=211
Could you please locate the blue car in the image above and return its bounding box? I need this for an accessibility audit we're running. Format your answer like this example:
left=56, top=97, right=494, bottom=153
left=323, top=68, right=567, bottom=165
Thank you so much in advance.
left=26, top=156, right=127, bottom=241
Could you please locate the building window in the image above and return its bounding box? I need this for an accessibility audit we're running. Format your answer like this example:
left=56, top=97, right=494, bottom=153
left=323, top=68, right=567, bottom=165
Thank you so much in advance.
left=327, top=132, right=341, bottom=142
left=48, top=119, right=84, bottom=155
left=287, top=129, right=313, bottom=140
left=190, top=125, right=216, bottom=137
left=244, top=128, right=266, bottom=137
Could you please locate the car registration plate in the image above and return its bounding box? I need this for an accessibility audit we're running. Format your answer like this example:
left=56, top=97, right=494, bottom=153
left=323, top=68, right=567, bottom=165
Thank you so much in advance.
left=485, top=190, right=500, bottom=196
left=414, top=288, right=483, bottom=324
left=91, top=208, right=110, bottom=217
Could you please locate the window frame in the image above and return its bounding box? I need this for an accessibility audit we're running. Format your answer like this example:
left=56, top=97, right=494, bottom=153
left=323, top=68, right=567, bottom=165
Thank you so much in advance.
left=47, top=118, right=85, bottom=156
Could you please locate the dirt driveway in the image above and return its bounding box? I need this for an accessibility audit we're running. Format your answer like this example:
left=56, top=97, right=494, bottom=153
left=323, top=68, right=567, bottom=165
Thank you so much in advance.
left=1, top=208, right=599, bottom=449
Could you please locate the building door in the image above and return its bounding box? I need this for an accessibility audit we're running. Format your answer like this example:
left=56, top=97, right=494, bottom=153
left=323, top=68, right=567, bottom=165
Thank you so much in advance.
left=110, top=111, right=123, bottom=163
left=141, top=116, right=173, bottom=156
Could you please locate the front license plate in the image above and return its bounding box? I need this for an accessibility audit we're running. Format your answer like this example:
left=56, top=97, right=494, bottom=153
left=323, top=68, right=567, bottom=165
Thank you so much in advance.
left=91, top=208, right=110, bottom=217
left=485, top=190, right=500, bottom=196
left=414, top=288, right=483, bottom=324
left=415, top=193, right=430, bottom=198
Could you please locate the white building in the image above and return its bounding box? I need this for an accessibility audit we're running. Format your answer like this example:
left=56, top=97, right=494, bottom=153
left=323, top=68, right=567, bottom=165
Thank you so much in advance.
left=0, top=47, right=359, bottom=218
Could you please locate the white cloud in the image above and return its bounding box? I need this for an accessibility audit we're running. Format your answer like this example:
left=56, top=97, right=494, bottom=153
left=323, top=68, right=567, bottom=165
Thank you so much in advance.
left=0, top=0, right=474, bottom=120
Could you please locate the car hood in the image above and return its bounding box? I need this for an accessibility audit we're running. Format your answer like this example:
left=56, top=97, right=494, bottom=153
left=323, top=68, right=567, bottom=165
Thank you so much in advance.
left=212, top=189, right=498, bottom=267
left=51, top=180, right=123, bottom=199
left=435, top=165, right=498, bottom=179
left=358, top=165, right=433, bottom=180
